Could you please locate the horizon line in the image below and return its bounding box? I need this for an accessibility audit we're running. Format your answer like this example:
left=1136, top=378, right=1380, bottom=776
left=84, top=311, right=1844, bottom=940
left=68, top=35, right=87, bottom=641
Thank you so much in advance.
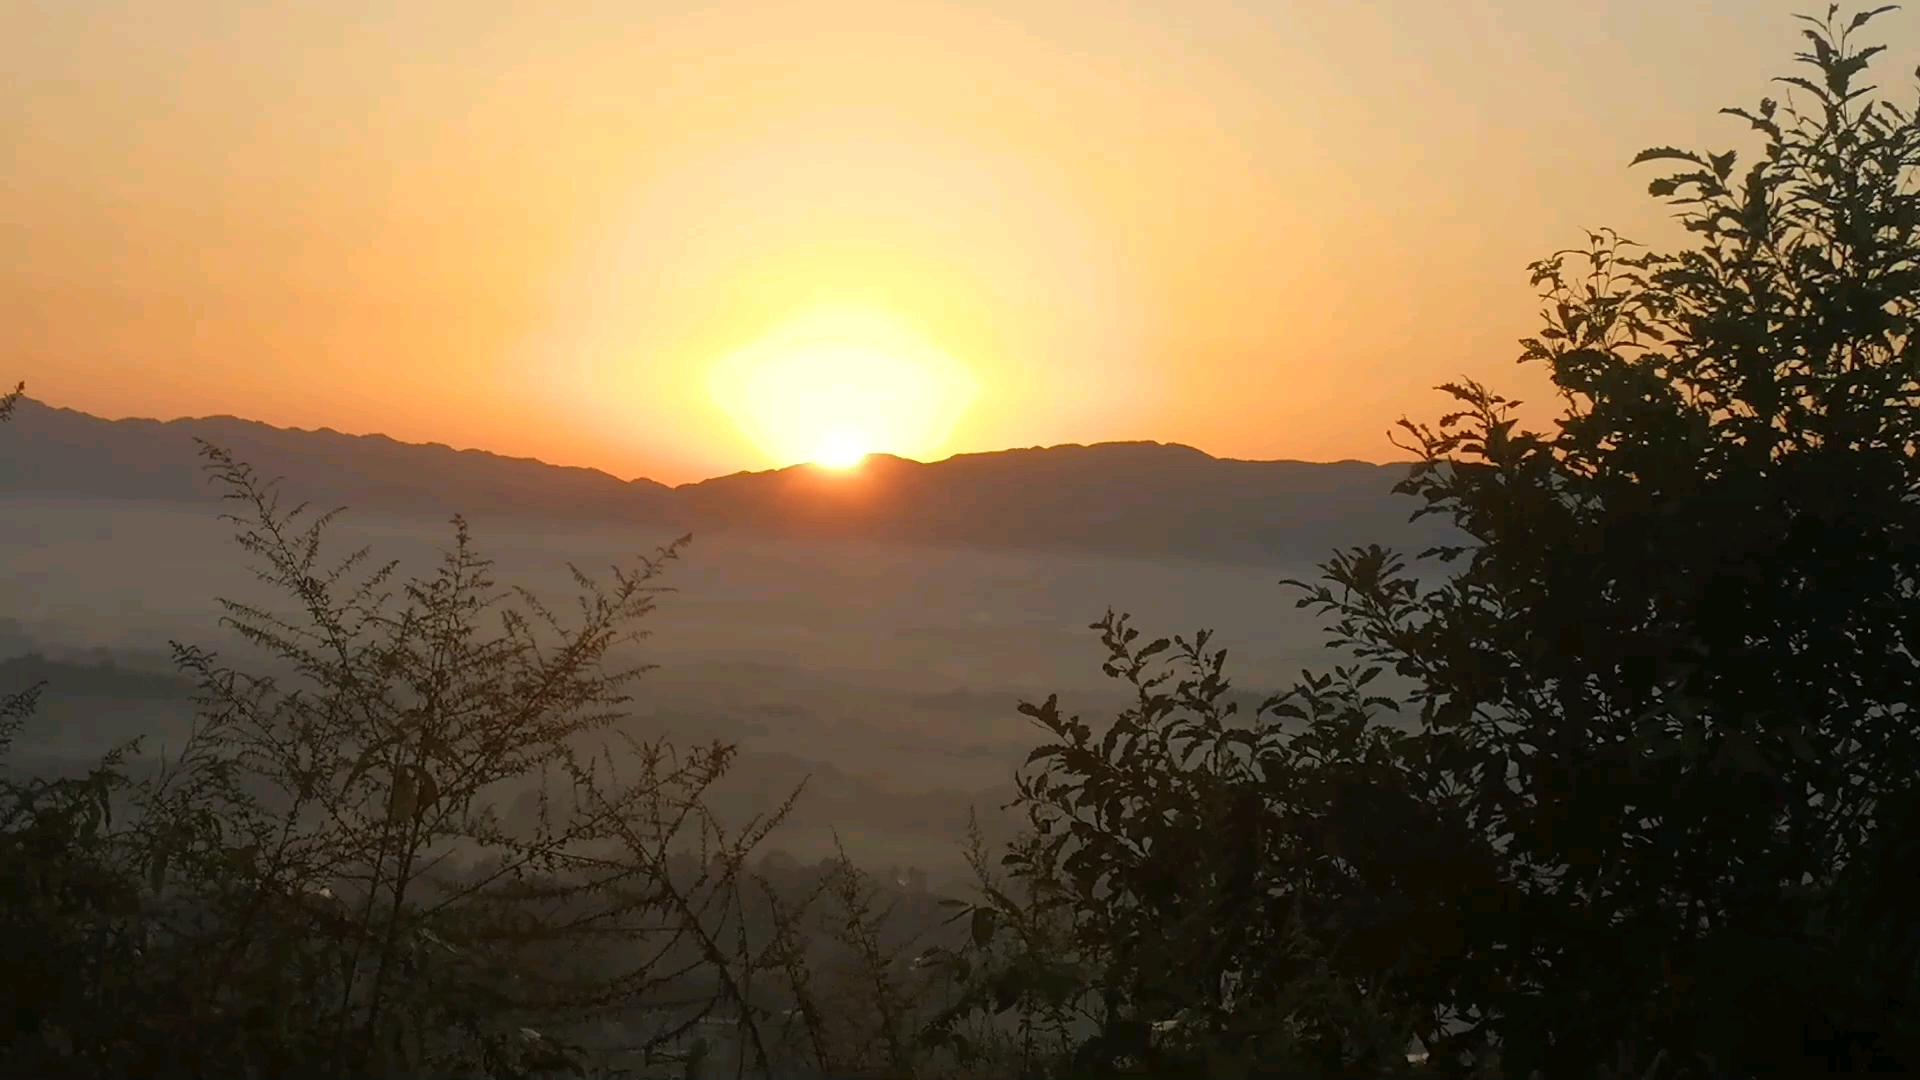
left=11, top=395, right=1421, bottom=488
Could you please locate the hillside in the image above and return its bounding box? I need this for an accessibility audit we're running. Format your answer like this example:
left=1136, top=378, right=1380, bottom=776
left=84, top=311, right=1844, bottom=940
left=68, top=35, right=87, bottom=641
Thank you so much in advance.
left=0, top=398, right=1458, bottom=565
left=0, top=398, right=679, bottom=523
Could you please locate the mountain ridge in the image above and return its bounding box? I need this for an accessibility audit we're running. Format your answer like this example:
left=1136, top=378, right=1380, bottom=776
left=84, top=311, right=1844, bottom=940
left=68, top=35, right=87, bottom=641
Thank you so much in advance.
left=0, top=398, right=1457, bottom=565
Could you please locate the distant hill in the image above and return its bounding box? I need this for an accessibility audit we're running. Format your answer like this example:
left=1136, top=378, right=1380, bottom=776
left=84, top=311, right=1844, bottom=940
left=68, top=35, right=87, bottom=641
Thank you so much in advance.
left=0, top=399, right=679, bottom=523
left=0, top=398, right=1459, bottom=566
left=677, top=443, right=1458, bottom=564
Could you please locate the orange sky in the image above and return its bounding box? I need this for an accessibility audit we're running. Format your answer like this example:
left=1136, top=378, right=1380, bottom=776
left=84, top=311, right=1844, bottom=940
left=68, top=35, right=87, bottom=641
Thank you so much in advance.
left=6, top=1, right=1915, bottom=484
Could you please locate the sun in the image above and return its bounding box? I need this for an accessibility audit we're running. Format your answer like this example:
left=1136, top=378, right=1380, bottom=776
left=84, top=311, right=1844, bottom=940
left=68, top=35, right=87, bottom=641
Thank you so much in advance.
left=813, top=428, right=869, bottom=469
left=707, top=306, right=977, bottom=469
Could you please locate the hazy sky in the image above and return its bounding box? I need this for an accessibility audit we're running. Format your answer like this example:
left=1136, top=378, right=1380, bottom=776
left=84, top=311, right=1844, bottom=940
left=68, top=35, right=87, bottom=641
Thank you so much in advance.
left=7, top=1, right=1916, bottom=484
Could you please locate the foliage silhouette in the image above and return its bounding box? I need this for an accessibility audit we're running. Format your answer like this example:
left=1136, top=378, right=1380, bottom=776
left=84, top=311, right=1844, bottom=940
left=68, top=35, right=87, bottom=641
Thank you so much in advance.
left=926, top=6, right=1920, bottom=1078
left=919, top=617, right=1432, bottom=1077
left=1334, top=7, right=1920, bottom=1072
left=0, top=434, right=998, bottom=1078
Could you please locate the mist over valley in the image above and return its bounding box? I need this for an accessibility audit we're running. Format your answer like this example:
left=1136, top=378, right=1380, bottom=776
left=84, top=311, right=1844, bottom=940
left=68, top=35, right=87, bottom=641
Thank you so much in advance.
left=1, top=399, right=1447, bottom=885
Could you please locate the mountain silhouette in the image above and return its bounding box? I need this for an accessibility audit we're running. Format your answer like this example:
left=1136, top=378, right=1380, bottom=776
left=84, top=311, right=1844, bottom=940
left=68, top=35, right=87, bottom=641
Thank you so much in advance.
left=0, top=398, right=1457, bottom=565
left=0, top=398, right=679, bottom=522
left=677, top=443, right=1456, bottom=563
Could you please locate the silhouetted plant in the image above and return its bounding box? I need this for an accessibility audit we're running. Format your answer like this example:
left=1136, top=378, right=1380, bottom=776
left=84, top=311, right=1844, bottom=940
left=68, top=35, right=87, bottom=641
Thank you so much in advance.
left=921, top=613, right=1438, bottom=1078
left=754, top=839, right=960, bottom=1078
left=949, top=7, right=1920, bottom=1078
left=0, top=395, right=998, bottom=1079
left=1301, top=7, right=1920, bottom=1073
left=0, top=438, right=853, bottom=1078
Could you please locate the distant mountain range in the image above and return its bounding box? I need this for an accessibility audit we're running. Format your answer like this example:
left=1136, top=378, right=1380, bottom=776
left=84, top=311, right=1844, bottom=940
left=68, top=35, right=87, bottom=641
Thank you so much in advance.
left=0, top=399, right=1460, bottom=566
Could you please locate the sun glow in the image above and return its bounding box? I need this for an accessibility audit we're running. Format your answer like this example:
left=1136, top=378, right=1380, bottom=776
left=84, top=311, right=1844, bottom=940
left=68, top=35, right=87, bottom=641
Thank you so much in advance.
left=707, top=306, right=978, bottom=468
left=813, top=428, right=869, bottom=469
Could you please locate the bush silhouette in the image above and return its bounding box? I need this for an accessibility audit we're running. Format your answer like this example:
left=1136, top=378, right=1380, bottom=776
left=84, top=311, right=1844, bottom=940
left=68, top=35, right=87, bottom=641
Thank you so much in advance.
left=0, top=422, right=1006, bottom=1078
left=929, top=7, right=1920, bottom=1077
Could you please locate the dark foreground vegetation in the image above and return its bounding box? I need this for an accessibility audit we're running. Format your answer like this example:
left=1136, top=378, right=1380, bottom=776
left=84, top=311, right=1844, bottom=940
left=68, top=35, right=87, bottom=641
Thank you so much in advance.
left=5, top=8, right=1918, bottom=1076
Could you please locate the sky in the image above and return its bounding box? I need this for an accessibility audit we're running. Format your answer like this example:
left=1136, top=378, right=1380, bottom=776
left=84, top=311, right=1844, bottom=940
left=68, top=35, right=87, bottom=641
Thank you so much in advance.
left=6, top=1, right=1917, bottom=485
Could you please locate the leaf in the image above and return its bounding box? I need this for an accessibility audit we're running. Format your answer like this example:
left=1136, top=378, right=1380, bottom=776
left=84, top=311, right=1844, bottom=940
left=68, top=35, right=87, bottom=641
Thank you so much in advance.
left=1026, top=744, right=1066, bottom=766
left=1774, top=75, right=1831, bottom=101
left=415, top=767, right=438, bottom=815
left=971, top=905, right=997, bottom=947
left=1631, top=146, right=1705, bottom=167
left=343, top=744, right=383, bottom=791
left=1805, top=29, right=1834, bottom=68
left=388, top=771, right=417, bottom=821
left=1850, top=5, right=1897, bottom=32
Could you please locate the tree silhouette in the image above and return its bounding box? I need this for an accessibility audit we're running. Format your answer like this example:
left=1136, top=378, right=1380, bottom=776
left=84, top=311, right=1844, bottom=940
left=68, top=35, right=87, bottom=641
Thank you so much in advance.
left=0, top=414, right=1008, bottom=1078
left=0, top=435, right=841, bottom=1077
left=1340, top=8, right=1919, bottom=1072
left=937, top=7, right=1920, bottom=1077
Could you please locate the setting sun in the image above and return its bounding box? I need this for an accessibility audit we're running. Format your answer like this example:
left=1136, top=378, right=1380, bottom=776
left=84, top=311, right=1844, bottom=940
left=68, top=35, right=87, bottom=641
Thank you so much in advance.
left=707, top=306, right=977, bottom=469
left=813, top=428, right=869, bottom=469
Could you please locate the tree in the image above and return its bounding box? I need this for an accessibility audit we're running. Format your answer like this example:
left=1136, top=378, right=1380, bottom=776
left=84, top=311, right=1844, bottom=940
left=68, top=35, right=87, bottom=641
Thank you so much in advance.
left=941, top=6, right=1920, bottom=1078
left=0, top=438, right=838, bottom=1078
left=1294, top=6, right=1919, bottom=1074
left=0, top=391, right=991, bottom=1079
left=920, top=613, right=1463, bottom=1078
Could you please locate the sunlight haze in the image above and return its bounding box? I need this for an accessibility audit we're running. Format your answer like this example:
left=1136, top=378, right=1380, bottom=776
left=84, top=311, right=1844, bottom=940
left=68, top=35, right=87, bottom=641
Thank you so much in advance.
left=706, top=305, right=975, bottom=468
left=6, top=0, right=1915, bottom=482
